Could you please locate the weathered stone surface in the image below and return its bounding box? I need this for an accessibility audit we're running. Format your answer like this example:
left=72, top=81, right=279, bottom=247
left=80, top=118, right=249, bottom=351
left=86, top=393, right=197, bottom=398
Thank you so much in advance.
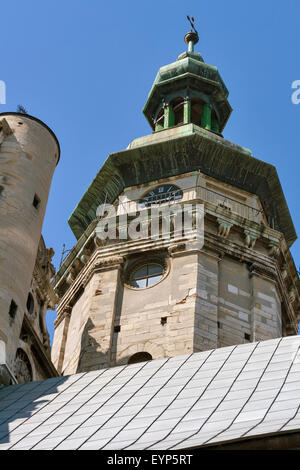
left=0, top=113, right=60, bottom=383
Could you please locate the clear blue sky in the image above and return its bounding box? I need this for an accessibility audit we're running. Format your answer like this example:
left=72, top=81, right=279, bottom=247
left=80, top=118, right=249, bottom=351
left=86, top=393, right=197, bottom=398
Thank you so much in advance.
left=1, top=0, right=299, bottom=343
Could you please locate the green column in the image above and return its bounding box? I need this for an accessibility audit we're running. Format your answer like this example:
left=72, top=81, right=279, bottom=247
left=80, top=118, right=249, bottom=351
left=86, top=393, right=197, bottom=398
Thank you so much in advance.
left=201, top=104, right=211, bottom=130
left=211, top=119, right=219, bottom=133
left=183, top=99, right=191, bottom=124
left=164, top=105, right=175, bottom=128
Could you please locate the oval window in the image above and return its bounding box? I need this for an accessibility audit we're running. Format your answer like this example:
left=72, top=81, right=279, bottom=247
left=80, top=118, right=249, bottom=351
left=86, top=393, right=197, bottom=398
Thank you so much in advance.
left=130, top=263, right=164, bottom=288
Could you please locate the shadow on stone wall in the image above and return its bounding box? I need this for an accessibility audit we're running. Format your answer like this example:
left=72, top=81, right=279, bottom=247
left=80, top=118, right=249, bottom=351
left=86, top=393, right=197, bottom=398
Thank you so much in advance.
left=75, top=316, right=145, bottom=373
left=76, top=282, right=127, bottom=373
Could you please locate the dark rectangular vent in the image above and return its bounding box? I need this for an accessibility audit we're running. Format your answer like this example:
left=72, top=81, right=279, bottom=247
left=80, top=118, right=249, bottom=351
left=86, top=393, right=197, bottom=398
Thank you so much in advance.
left=33, top=194, right=40, bottom=209
left=9, top=300, right=17, bottom=319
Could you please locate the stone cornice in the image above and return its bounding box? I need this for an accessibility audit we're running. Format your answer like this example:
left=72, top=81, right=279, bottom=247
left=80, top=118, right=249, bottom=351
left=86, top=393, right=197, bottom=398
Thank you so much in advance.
left=54, top=221, right=299, bottom=335
left=55, top=251, right=125, bottom=324
left=205, top=231, right=298, bottom=333
left=67, top=125, right=296, bottom=247
left=33, top=261, right=57, bottom=308
left=248, top=262, right=277, bottom=282
left=205, top=204, right=282, bottom=244
left=56, top=197, right=283, bottom=291
left=204, top=230, right=277, bottom=269
left=55, top=226, right=280, bottom=322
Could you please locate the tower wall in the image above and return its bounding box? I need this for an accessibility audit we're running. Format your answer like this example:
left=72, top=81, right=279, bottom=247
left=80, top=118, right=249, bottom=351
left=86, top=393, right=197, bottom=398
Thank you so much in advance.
left=0, top=113, right=59, bottom=371
left=52, top=235, right=287, bottom=376
left=51, top=126, right=300, bottom=375
left=52, top=179, right=295, bottom=376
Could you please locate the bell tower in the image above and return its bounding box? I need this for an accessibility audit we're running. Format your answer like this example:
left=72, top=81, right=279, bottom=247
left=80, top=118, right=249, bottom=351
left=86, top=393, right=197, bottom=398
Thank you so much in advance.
left=51, top=22, right=300, bottom=376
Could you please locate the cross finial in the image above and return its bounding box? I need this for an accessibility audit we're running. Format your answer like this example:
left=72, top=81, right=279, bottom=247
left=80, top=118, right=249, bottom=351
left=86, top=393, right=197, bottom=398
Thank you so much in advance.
left=187, top=16, right=198, bottom=35
left=185, top=16, right=199, bottom=52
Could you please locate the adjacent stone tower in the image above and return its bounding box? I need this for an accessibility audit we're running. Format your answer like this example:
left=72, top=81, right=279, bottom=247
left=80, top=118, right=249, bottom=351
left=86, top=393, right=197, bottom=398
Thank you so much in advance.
left=0, top=112, right=60, bottom=384
left=51, top=26, right=300, bottom=376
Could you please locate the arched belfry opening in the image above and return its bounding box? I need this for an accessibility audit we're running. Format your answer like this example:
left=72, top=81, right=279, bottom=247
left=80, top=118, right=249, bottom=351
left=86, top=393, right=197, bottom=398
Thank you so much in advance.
left=171, top=97, right=185, bottom=126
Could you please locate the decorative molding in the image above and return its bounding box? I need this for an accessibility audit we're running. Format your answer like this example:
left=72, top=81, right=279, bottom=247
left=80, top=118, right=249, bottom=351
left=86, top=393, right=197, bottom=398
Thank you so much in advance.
left=168, top=243, right=186, bottom=256
left=249, top=262, right=277, bottom=281
left=94, top=255, right=124, bottom=269
left=56, top=253, right=124, bottom=318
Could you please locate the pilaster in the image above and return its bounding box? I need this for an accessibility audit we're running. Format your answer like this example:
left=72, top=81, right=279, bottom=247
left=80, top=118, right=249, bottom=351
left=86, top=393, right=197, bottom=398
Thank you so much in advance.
left=249, top=263, right=282, bottom=341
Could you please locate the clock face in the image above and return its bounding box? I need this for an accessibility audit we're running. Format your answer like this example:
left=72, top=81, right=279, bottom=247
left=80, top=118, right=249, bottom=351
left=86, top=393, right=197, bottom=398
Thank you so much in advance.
left=139, top=185, right=183, bottom=207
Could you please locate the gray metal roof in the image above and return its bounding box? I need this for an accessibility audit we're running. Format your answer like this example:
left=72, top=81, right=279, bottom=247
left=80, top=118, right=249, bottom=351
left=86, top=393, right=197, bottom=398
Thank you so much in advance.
left=0, top=335, right=300, bottom=450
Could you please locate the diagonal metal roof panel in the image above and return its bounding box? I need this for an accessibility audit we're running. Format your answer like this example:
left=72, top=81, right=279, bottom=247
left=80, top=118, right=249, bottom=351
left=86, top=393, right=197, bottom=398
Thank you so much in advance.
left=0, top=335, right=300, bottom=450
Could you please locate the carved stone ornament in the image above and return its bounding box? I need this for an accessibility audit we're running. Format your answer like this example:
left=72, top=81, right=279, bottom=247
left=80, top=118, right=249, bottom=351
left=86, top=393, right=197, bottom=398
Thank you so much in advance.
left=66, top=266, right=77, bottom=286
left=289, top=289, right=296, bottom=304
left=249, top=262, right=276, bottom=281
left=73, top=258, right=83, bottom=270
left=63, top=305, right=72, bottom=317
left=281, top=263, right=288, bottom=280
left=168, top=243, right=186, bottom=256
left=94, top=256, right=124, bottom=270
left=268, top=242, right=280, bottom=258
left=217, top=218, right=233, bottom=238
left=37, top=239, right=56, bottom=281
left=244, top=229, right=259, bottom=249
left=80, top=248, right=92, bottom=265
left=13, top=349, right=33, bottom=383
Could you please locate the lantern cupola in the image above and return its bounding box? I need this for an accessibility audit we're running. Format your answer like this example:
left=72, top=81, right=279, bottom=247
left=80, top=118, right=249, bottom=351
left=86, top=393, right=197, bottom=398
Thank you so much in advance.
left=143, top=18, right=232, bottom=135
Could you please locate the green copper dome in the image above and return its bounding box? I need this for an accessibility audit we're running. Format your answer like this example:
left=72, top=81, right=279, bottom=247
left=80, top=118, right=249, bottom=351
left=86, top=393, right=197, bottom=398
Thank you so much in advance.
left=143, top=38, right=232, bottom=134
left=150, top=51, right=229, bottom=98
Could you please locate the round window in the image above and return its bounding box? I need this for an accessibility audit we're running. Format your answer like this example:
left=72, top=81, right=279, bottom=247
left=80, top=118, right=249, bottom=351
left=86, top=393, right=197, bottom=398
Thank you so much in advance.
left=130, top=263, right=164, bottom=288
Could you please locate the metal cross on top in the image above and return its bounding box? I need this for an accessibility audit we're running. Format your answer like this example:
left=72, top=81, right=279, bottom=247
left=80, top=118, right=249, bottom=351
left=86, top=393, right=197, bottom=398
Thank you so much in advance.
left=185, top=15, right=199, bottom=51
left=187, top=15, right=198, bottom=34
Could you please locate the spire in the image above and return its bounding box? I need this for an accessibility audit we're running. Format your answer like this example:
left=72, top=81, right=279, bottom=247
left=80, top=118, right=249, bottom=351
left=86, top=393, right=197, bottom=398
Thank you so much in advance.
left=185, top=16, right=199, bottom=53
